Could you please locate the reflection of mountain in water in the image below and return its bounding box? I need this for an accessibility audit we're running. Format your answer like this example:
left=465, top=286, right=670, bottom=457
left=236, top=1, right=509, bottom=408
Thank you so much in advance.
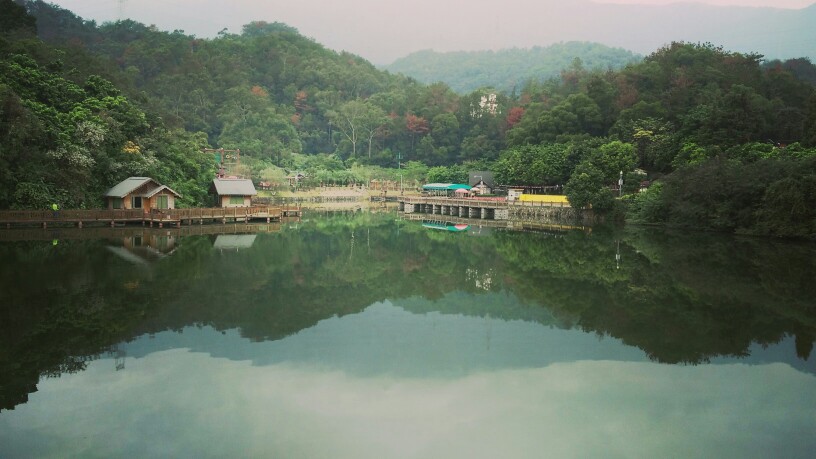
left=117, top=300, right=816, bottom=377
left=1, top=213, right=815, bottom=410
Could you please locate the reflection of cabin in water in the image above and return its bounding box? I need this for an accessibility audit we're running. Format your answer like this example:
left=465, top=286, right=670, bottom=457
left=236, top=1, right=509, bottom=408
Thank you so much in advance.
left=107, top=234, right=177, bottom=266
left=213, top=234, right=257, bottom=252
left=211, top=178, right=257, bottom=207
left=104, top=177, right=181, bottom=210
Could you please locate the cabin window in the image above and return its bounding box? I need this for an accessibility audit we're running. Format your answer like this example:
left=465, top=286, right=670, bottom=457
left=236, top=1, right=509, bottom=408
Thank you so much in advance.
left=112, top=198, right=123, bottom=209
left=229, top=196, right=244, bottom=205
left=132, top=196, right=142, bottom=209
left=156, top=195, right=169, bottom=209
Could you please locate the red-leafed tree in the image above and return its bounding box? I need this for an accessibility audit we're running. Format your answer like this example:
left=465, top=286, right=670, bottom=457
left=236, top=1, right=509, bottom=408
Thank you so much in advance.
left=405, top=113, right=429, bottom=154
left=506, top=106, right=525, bottom=129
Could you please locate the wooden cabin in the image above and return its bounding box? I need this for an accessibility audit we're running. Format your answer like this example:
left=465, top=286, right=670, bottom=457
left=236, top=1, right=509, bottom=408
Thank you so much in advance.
left=104, top=177, right=181, bottom=210
left=211, top=178, right=257, bottom=207
left=469, top=171, right=495, bottom=195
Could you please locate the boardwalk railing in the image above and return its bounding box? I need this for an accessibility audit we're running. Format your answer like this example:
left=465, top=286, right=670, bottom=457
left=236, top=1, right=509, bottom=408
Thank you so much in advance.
left=0, top=205, right=300, bottom=228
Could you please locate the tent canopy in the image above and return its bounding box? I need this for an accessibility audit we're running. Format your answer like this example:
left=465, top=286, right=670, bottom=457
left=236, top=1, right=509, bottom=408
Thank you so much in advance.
left=422, top=183, right=471, bottom=191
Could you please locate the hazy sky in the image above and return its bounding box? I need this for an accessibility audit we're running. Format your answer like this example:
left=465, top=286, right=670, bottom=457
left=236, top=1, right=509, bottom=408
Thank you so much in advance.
left=598, top=0, right=812, bottom=5
left=47, top=0, right=816, bottom=64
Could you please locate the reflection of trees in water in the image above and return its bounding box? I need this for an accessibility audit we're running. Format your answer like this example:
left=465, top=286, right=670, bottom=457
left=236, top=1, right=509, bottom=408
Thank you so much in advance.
left=496, top=227, right=816, bottom=364
left=1, top=215, right=814, bottom=410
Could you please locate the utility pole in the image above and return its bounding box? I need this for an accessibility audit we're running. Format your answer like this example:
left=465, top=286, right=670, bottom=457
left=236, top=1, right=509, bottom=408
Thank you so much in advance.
left=618, top=170, right=623, bottom=197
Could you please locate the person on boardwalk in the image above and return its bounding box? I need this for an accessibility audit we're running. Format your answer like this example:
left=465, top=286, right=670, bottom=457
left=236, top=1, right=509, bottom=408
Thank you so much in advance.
left=51, top=203, right=60, bottom=218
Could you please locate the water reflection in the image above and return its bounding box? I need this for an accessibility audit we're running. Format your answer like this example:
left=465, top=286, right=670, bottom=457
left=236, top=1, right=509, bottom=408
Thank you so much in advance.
left=0, top=212, right=815, bottom=455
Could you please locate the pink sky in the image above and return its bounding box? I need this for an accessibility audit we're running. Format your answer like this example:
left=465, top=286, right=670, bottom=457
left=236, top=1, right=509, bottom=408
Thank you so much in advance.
left=595, top=0, right=813, bottom=7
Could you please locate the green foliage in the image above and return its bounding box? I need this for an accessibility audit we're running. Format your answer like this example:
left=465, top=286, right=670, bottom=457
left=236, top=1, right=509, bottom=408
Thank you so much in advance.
left=426, top=165, right=468, bottom=184
left=0, top=14, right=216, bottom=209
left=564, top=161, right=614, bottom=210
left=646, top=155, right=816, bottom=237
left=754, top=174, right=816, bottom=238
left=494, top=144, right=570, bottom=185
left=625, top=182, right=667, bottom=223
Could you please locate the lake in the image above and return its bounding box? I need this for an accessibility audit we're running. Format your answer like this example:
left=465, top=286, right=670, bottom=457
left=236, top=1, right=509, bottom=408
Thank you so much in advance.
left=1, top=211, right=814, bottom=458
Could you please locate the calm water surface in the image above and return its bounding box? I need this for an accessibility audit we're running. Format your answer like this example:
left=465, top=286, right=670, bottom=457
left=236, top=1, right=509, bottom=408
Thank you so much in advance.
left=1, top=212, right=814, bottom=458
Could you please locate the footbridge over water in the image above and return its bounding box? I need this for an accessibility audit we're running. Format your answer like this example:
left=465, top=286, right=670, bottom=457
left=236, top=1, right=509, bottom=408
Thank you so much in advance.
left=400, top=197, right=510, bottom=220
left=399, top=197, right=573, bottom=221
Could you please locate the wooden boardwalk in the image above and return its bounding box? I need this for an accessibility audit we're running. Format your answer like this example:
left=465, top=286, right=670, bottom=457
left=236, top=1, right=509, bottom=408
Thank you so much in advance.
left=0, top=206, right=302, bottom=229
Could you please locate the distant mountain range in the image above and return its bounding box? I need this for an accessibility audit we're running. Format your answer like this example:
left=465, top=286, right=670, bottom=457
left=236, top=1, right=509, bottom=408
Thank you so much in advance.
left=573, top=1, right=816, bottom=61
left=384, top=42, right=641, bottom=94
left=371, top=1, right=814, bottom=68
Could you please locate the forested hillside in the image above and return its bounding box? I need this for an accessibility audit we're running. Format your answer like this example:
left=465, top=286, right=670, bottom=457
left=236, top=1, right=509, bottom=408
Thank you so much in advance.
left=384, top=43, right=641, bottom=94
left=496, top=43, right=816, bottom=237
left=20, top=0, right=519, bottom=170
left=0, top=0, right=216, bottom=209
left=3, top=0, right=816, bottom=237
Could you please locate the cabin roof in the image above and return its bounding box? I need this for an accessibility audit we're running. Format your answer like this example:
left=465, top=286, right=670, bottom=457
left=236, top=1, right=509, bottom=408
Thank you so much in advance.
left=212, top=178, right=257, bottom=196
left=104, top=177, right=181, bottom=198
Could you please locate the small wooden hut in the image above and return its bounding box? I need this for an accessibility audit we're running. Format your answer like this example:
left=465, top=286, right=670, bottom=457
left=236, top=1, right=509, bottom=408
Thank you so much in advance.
left=211, top=178, right=257, bottom=207
left=104, top=177, right=181, bottom=210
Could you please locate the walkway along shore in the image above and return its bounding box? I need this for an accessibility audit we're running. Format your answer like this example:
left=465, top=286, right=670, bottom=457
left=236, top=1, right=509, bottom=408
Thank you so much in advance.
left=0, top=206, right=302, bottom=229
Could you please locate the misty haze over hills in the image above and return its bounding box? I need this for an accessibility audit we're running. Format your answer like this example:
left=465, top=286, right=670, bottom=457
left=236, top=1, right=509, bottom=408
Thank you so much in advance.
left=372, top=0, right=815, bottom=64
left=385, top=43, right=642, bottom=94
left=47, top=0, right=816, bottom=64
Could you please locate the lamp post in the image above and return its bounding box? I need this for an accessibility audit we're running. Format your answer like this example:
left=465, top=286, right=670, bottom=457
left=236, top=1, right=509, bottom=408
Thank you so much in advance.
left=397, top=151, right=403, bottom=193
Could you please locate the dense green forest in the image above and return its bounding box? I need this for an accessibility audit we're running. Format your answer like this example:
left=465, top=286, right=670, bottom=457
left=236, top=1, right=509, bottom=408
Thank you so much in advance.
left=2, top=0, right=816, bottom=236
left=384, top=43, right=641, bottom=94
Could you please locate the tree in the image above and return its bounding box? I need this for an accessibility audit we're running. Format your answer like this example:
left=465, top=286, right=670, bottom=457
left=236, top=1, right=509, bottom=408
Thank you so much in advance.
left=590, top=140, right=637, bottom=182
left=536, top=94, right=604, bottom=142
left=564, top=161, right=614, bottom=210
left=405, top=113, right=430, bottom=155
left=327, top=99, right=387, bottom=160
